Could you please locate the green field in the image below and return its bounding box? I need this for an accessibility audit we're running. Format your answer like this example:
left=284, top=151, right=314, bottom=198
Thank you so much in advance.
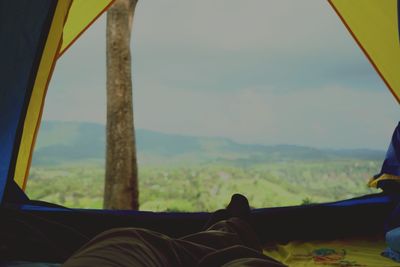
left=25, top=159, right=380, bottom=211
left=25, top=121, right=383, bottom=211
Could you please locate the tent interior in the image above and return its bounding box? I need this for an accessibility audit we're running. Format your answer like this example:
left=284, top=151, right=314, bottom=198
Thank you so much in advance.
left=1, top=0, right=400, bottom=265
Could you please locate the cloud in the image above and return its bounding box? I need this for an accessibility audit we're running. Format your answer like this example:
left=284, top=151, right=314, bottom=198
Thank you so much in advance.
left=133, top=82, right=399, bottom=149
left=41, top=0, right=400, bottom=149
left=134, top=0, right=346, bottom=51
left=132, top=0, right=382, bottom=92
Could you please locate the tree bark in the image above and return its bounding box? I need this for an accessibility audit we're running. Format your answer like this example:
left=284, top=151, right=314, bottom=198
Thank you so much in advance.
left=104, top=0, right=139, bottom=210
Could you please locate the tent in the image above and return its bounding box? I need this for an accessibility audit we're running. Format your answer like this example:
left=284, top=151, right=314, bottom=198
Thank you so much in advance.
left=0, top=0, right=400, bottom=264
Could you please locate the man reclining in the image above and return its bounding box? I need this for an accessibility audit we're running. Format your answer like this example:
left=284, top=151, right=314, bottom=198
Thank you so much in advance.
left=62, top=194, right=286, bottom=267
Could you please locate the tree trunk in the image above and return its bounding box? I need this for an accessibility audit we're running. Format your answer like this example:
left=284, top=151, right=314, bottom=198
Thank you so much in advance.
left=104, top=0, right=139, bottom=210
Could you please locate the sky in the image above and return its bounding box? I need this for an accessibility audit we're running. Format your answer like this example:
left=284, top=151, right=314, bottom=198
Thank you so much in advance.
left=42, top=0, right=400, bottom=150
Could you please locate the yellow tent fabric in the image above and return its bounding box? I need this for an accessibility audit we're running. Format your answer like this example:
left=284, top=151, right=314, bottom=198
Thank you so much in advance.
left=60, top=0, right=114, bottom=56
left=13, top=0, right=73, bottom=189
left=329, top=0, right=400, bottom=103
left=14, top=0, right=113, bottom=189
left=263, top=237, right=399, bottom=266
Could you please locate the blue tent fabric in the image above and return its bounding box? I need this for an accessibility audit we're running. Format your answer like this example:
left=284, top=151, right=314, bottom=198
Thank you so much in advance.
left=371, top=122, right=400, bottom=191
left=379, top=122, right=400, bottom=176
left=0, top=0, right=56, bottom=203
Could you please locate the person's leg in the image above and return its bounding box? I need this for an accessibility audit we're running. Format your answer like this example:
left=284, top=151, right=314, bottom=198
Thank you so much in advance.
left=221, top=257, right=287, bottom=267
left=202, top=194, right=251, bottom=230
left=181, top=194, right=286, bottom=266
left=198, top=246, right=287, bottom=267
left=62, top=194, right=252, bottom=267
left=62, top=194, right=285, bottom=267
left=181, top=194, right=260, bottom=251
left=62, top=227, right=204, bottom=267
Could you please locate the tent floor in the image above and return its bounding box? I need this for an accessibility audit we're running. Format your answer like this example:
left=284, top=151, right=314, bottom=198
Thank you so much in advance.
left=0, top=193, right=398, bottom=263
left=264, top=236, right=400, bottom=266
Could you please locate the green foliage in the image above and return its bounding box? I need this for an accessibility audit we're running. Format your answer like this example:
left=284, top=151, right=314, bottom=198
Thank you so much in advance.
left=25, top=159, right=380, bottom=212
left=26, top=121, right=383, bottom=211
left=301, top=197, right=314, bottom=205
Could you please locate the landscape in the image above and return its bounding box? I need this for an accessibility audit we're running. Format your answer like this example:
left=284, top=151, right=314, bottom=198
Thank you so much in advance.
left=25, top=121, right=384, bottom=211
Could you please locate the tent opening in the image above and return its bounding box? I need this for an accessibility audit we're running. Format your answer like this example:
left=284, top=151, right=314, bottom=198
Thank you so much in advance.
left=24, top=0, right=400, bottom=211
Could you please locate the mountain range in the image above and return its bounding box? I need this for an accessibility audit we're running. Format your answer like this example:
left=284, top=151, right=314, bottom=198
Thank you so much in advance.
left=31, top=121, right=386, bottom=166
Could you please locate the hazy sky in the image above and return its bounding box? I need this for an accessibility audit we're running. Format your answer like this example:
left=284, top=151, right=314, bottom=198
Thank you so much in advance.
left=42, top=0, right=400, bottom=149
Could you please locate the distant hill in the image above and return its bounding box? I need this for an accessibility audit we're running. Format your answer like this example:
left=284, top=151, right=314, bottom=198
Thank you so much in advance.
left=31, top=121, right=386, bottom=166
